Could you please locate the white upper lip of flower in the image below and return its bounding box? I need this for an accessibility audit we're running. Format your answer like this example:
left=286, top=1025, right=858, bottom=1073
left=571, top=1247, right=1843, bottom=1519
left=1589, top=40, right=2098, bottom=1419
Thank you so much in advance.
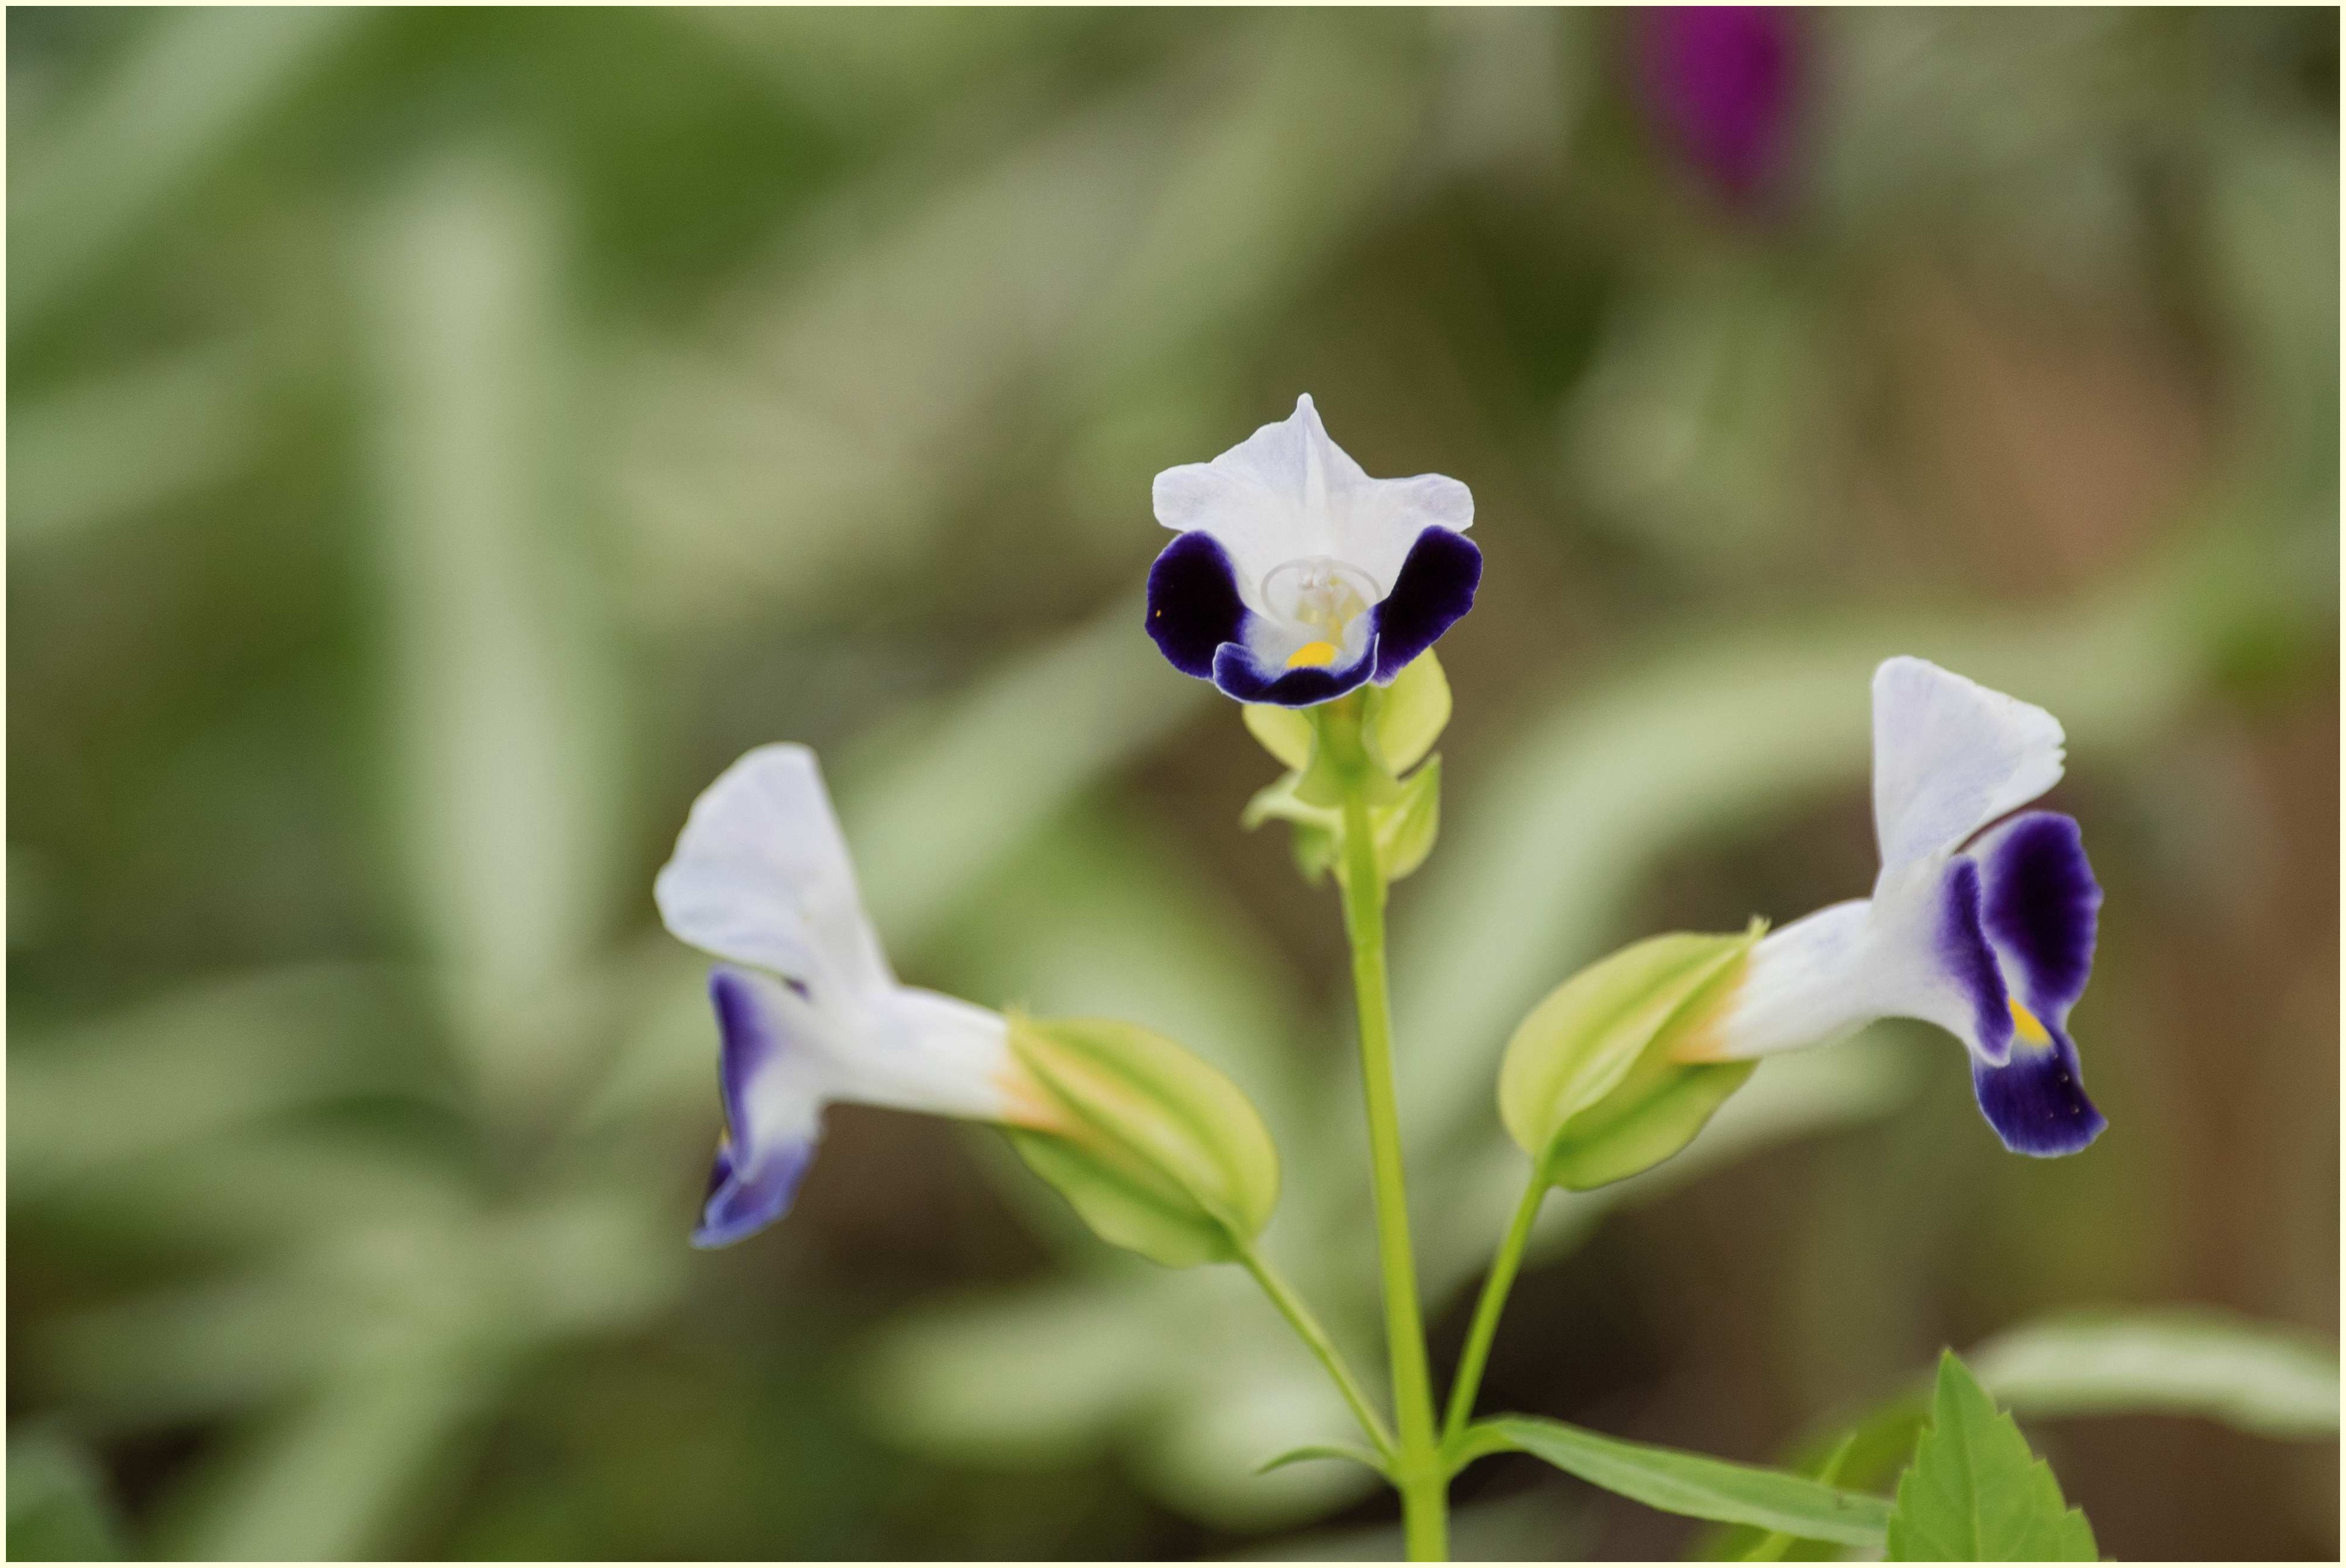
left=1152, top=394, right=1472, bottom=665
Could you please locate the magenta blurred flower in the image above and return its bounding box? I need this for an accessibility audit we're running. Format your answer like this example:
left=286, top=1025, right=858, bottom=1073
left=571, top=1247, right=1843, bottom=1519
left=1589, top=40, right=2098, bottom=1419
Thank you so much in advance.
left=1636, top=7, right=1801, bottom=205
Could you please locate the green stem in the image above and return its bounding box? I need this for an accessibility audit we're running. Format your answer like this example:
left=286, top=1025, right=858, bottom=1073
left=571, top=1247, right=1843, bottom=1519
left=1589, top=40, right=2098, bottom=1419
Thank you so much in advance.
left=1333, top=747, right=1448, bottom=1561
left=1238, top=1243, right=1397, bottom=1461
left=1440, top=1172, right=1547, bottom=1449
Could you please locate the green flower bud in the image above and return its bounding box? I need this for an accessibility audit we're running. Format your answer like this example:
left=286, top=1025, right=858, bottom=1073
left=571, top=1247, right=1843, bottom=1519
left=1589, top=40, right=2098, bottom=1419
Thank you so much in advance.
left=1003, top=1014, right=1281, bottom=1269
left=1497, top=923, right=1764, bottom=1191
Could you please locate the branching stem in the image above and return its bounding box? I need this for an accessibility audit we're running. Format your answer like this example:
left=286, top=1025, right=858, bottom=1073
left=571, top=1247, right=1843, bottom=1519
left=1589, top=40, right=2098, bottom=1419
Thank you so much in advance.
left=1238, top=1242, right=1397, bottom=1461
left=1440, top=1171, right=1547, bottom=1450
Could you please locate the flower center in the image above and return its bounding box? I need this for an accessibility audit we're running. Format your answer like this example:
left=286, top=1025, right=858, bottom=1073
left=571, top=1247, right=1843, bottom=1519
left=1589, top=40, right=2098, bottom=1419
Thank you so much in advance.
left=1261, top=556, right=1377, bottom=667
left=2007, top=995, right=2052, bottom=1046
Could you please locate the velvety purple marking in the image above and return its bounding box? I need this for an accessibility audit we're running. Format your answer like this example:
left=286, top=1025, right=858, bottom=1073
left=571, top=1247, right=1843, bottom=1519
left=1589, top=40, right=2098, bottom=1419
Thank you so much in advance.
left=1937, top=857, right=2014, bottom=1065
left=694, top=1137, right=817, bottom=1248
left=710, top=967, right=778, bottom=1146
left=693, top=965, right=818, bottom=1248
left=1980, top=811, right=2100, bottom=1017
left=1211, top=638, right=1378, bottom=707
left=1971, top=1024, right=2106, bottom=1157
left=1146, top=531, right=1251, bottom=680
left=1369, top=527, right=1483, bottom=683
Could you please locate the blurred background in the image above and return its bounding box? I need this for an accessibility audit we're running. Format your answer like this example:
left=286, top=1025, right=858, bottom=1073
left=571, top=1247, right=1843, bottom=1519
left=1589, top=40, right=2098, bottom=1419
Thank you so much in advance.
left=8, top=6, right=2338, bottom=1560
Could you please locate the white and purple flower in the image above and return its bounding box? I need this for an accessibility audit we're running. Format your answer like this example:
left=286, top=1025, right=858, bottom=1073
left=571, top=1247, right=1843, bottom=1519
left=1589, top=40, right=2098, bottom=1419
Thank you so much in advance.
left=1146, top=395, right=1482, bottom=707
left=1682, top=657, right=2107, bottom=1156
left=655, top=745, right=1062, bottom=1247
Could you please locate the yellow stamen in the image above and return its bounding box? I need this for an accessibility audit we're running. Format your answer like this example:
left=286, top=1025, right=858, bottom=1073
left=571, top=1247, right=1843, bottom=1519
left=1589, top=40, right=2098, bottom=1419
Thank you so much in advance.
left=1286, top=640, right=1340, bottom=669
left=2008, top=996, right=2052, bottom=1046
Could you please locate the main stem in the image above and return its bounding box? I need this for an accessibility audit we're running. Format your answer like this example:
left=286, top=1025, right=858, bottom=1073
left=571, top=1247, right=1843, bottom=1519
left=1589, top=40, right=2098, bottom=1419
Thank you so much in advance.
left=1336, top=774, right=1448, bottom=1561
left=1440, top=1172, right=1546, bottom=1445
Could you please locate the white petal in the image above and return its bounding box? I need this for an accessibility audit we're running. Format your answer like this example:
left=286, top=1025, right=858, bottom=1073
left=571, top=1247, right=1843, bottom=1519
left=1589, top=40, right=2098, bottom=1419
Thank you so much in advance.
left=1152, top=394, right=1472, bottom=600
left=836, top=987, right=1039, bottom=1124
left=654, top=744, right=895, bottom=996
left=1706, top=899, right=1888, bottom=1059
left=1870, top=657, right=2065, bottom=874
left=1334, top=471, right=1472, bottom=595
left=1710, top=864, right=2015, bottom=1066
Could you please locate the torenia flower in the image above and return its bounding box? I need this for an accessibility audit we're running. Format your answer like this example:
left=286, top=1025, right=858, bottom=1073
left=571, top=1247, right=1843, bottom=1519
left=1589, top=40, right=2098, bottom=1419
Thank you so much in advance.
left=1682, top=658, right=2106, bottom=1156
left=655, top=745, right=1061, bottom=1247
left=1146, top=395, right=1481, bottom=707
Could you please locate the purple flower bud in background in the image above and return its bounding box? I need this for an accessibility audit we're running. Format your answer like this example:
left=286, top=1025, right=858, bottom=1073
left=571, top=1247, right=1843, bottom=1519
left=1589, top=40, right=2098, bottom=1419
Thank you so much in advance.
left=1635, top=7, right=1802, bottom=207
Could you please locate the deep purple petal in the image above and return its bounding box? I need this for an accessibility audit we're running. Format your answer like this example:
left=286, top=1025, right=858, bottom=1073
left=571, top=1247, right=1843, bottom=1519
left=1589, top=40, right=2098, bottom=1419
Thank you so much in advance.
left=693, top=965, right=820, bottom=1248
left=1146, top=531, right=1250, bottom=680
left=1211, top=638, right=1378, bottom=707
left=694, top=1136, right=817, bottom=1247
left=1938, top=857, right=2013, bottom=1066
left=1369, top=527, right=1483, bottom=683
left=1980, top=811, right=2100, bottom=1020
left=710, top=967, right=779, bottom=1148
left=1972, top=1024, right=2106, bottom=1157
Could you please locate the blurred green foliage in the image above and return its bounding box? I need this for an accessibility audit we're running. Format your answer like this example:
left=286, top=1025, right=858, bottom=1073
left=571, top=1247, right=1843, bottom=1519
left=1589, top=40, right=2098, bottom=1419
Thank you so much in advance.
left=9, top=7, right=2337, bottom=1560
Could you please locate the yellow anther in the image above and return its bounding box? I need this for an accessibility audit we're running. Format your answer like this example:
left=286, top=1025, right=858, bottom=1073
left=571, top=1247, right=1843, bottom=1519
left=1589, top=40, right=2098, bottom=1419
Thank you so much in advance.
left=1286, top=640, right=1340, bottom=669
left=2008, top=996, right=2052, bottom=1046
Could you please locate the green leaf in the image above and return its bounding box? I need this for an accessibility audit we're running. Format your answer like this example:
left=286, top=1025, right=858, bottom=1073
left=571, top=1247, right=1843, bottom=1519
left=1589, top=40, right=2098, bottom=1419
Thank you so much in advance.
left=1006, top=1015, right=1281, bottom=1269
left=1695, top=1399, right=1930, bottom=1559
left=1497, top=928, right=1760, bottom=1187
left=1255, top=1443, right=1389, bottom=1478
left=1885, top=1352, right=2096, bottom=1561
left=1738, top=1433, right=1857, bottom=1560
left=1704, top=1305, right=2338, bottom=1561
left=1468, top=1416, right=1892, bottom=1548
left=1972, top=1307, right=2339, bottom=1440
left=1368, top=649, right=1451, bottom=774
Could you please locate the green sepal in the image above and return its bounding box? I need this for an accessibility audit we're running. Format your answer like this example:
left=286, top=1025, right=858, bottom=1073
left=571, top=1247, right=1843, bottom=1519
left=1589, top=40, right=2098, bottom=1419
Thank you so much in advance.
left=1241, top=702, right=1314, bottom=772
left=1366, top=649, right=1451, bottom=775
left=1255, top=1442, right=1391, bottom=1479
left=1498, top=923, right=1763, bottom=1191
left=1242, top=756, right=1442, bottom=887
left=1004, top=1014, right=1280, bottom=1269
left=1373, top=754, right=1440, bottom=883
left=1885, top=1352, right=2098, bottom=1561
left=1250, top=652, right=1454, bottom=796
